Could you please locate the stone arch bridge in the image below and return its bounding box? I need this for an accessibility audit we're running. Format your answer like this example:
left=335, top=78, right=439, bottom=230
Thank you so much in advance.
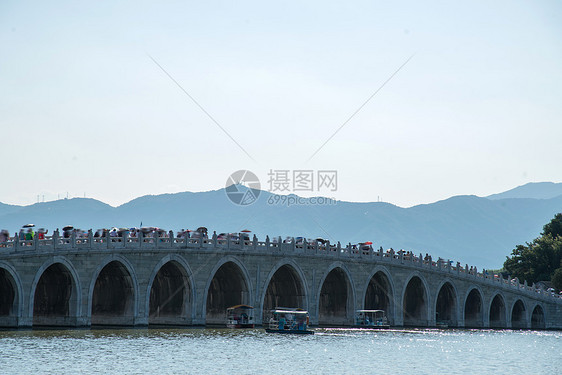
left=1, top=232, right=560, bottom=329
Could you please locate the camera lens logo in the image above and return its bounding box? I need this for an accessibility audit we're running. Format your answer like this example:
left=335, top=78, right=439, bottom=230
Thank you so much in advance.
left=225, top=170, right=261, bottom=206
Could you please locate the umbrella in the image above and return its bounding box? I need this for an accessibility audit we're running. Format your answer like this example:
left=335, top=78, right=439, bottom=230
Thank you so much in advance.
left=240, top=229, right=251, bottom=233
left=63, top=225, right=74, bottom=231
left=364, top=241, right=373, bottom=245
left=197, top=227, right=208, bottom=233
left=23, top=224, right=35, bottom=228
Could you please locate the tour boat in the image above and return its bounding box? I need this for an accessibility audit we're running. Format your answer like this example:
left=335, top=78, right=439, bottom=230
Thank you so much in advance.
left=265, top=308, right=314, bottom=334
left=226, top=304, right=255, bottom=328
left=354, top=309, right=390, bottom=329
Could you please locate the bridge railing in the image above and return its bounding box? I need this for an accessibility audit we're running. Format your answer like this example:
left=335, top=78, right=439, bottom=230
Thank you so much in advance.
left=2, top=230, right=561, bottom=301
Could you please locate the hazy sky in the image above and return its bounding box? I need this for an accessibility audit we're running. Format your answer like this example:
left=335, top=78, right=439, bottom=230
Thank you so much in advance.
left=1, top=0, right=561, bottom=207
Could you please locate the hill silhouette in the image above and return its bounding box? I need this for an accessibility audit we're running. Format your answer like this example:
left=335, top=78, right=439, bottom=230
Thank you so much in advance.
left=1, top=182, right=561, bottom=269
left=486, top=182, right=562, bottom=200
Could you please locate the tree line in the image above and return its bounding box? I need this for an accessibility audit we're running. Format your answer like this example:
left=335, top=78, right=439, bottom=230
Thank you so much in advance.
left=504, top=213, right=562, bottom=291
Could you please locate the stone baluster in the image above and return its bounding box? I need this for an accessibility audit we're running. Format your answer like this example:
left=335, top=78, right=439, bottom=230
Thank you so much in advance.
left=105, top=229, right=110, bottom=249
left=252, top=234, right=258, bottom=251
left=53, top=229, right=59, bottom=250
left=265, top=235, right=270, bottom=249
left=88, top=229, right=93, bottom=249
left=71, top=230, right=76, bottom=248
left=212, top=232, right=217, bottom=248
left=124, top=231, right=130, bottom=248
left=337, top=241, right=341, bottom=256
left=139, top=230, right=143, bottom=248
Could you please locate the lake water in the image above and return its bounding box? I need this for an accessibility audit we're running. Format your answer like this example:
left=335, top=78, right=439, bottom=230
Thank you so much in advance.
left=0, top=328, right=560, bottom=374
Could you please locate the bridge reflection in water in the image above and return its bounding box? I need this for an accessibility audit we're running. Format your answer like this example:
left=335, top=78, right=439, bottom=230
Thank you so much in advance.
left=0, top=230, right=560, bottom=329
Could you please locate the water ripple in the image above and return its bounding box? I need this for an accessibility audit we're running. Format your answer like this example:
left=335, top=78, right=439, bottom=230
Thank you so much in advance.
left=0, top=328, right=560, bottom=374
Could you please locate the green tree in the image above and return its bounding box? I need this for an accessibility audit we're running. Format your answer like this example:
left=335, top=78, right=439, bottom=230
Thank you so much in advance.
left=543, top=213, right=562, bottom=238
left=552, top=267, right=562, bottom=291
left=504, top=213, right=562, bottom=289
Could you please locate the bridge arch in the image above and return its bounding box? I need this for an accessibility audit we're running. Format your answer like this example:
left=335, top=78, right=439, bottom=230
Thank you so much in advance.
left=316, top=262, right=355, bottom=326
left=204, top=256, right=253, bottom=325
left=261, top=259, right=309, bottom=322
left=146, top=254, right=195, bottom=326
left=488, top=293, right=507, bottom=328
left=89, top=255, right=139, bottom=326
left=29, top=256, right=81, bottom=326
left=434, top=279, right=459, bottom=327
left=363, top=266, right=396, bottom=325
left=464, top=286, right=484, bottom=327
left=511, top=299, right=527, bottom=329
left=531, top=303, right=546, bottom=329
left=402, top=272, right=430, bottom=326
left=0, top=261, right=23, bottom=323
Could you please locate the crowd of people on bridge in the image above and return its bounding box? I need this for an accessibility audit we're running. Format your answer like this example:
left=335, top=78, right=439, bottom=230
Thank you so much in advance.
left=0, top=225, right=212, bottom=242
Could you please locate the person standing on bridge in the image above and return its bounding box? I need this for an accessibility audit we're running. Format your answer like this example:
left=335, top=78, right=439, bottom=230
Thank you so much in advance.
left=0, top=229, right=8, bottom=244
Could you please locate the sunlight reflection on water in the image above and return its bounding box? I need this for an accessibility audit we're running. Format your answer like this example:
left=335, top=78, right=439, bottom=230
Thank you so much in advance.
left=0, top=328, right=560, bottom=374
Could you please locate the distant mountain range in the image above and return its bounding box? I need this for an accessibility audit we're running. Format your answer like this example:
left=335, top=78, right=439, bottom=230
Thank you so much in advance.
left=1, top=182, right=561, bottom=270
left=486, top=182, right=562, bottom=200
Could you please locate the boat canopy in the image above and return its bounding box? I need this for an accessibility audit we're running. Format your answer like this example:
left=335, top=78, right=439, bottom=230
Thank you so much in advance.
left=227, top=304, right=254, bottom=311
left=271, top=309, right=309, bottom=315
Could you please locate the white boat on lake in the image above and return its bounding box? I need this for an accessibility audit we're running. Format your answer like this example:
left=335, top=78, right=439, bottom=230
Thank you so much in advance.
left=226, top=304, right=254, bottom=328
left=354, top=309, right=390, bottom=329
left=265, top=308, right=314, bottom=335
